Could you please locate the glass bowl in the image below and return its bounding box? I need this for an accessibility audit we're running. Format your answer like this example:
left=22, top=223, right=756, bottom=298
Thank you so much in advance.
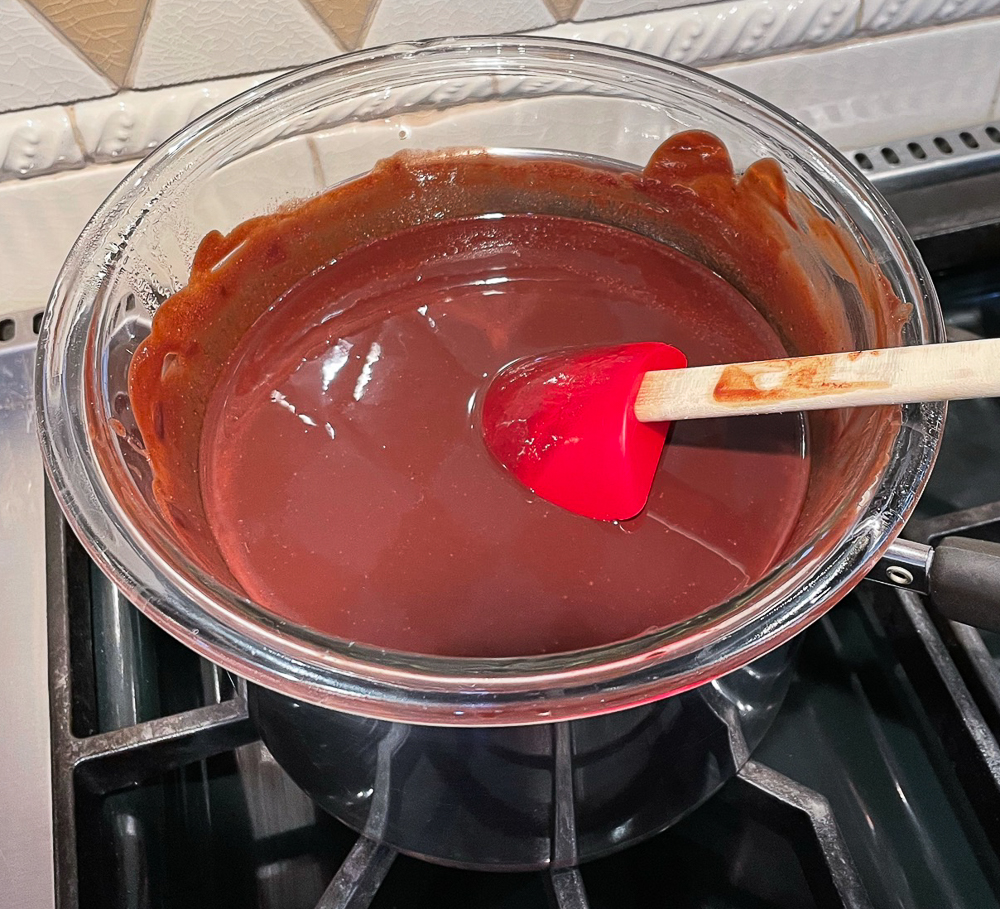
left=36, top=36, right=943, bottom=726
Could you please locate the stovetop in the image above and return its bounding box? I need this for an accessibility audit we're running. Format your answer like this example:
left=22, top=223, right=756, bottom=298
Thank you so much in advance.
left=3, top=122, right=1000, bottom=909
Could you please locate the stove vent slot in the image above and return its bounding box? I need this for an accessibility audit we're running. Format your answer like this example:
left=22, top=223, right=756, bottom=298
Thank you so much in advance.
left=849, top=122, right=1000, bottom=190
left=0, top=310, right=44, bottom=346
left=0, top=310, right=43, bottom=349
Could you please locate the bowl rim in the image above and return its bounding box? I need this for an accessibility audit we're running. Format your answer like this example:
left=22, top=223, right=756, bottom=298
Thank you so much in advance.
left=35, top=35, right=945, bottom=726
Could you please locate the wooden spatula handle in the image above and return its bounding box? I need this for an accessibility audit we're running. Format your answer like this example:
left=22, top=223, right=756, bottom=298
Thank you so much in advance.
left=634, top=338, right=1000, bottom=422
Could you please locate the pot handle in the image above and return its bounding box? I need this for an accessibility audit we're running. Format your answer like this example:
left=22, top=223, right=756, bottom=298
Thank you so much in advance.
left=871, top=537, right=1000, bottom=631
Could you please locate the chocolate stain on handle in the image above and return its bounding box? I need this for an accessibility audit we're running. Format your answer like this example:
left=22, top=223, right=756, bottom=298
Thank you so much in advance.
left=714, top=351, right=889, bottom=404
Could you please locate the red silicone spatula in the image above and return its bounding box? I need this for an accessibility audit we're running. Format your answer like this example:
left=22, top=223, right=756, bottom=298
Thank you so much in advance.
left=481, top=338, right=1000, bottom=521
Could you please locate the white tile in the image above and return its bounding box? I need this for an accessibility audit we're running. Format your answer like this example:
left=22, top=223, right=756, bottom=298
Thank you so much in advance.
left=859, top=0, right=1000, bottom=34
left=191, top=134, right=330, bottom=239
left=709, top=17, right=1000, bottom=149
left=535, top=0, right=860, bottom=66
left=364, top=0, right=555, bottom=46
left=130, top=0, right=343, bottom=89
left=0, top=104, right=83, bottom=178
left=72, top=74, right=270, bottom=163
left=307, top=92, right=681, bottom=186
left=0, top=0, right=113, bottom=113
left=0, top=163, right=133, bottom=316
left=575, top=0, right=699, bottom=20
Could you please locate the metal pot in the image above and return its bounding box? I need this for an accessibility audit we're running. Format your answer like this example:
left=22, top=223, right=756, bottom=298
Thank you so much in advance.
left=248, top=642, right=794, bottom=870
left=36, top=38, right=958, bottom=868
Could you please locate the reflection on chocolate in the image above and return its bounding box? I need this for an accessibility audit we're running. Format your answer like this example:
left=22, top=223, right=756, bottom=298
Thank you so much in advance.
left=128, top=133, right=903, bottom=657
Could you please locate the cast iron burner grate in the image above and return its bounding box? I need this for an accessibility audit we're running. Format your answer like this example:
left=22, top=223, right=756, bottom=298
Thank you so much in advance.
left=44, top=494, right=872, bottom=909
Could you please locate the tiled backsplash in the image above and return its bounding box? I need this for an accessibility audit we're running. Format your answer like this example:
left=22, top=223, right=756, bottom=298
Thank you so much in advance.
left=1, top=0, right=1000, bottom=267
left=0, top=1, right=997, bottom=320
left=3, top=0, right=1000, bottom=113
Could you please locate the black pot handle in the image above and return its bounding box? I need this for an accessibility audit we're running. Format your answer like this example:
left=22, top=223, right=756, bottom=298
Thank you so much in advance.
left=871, top=537, right=1000, bottom=632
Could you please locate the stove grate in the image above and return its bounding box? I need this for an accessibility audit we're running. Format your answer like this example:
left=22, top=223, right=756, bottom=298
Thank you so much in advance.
left=44, top=482, right=873, bottom=909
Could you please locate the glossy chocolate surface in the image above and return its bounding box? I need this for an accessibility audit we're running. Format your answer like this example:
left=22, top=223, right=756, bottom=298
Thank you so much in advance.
left=129, top=133, right=902, bottom=656
left=199, top=214, right=808, bottom=656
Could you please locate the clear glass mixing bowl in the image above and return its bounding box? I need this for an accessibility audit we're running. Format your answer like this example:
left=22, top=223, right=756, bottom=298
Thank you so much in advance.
left=36, top=37, right=943, bottom=725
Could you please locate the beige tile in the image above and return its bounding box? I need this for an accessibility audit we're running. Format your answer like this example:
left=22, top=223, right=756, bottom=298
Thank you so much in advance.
left=130, top=0, right=342, bottom=88
left=545, top=0, right=584, bottom=20
left=302, top=0, right=378, bottom=49
left=0, top=0, right=113, bottom=112
left=24, top=0, right=149, bottom=85
left=709, top=17, right=1000, bottom=148
left=364, top=0, right=555, bottom=46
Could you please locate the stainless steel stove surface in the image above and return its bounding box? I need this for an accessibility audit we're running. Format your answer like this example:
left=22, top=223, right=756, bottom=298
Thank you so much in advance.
left=4, top=123, right=1000, bottom=909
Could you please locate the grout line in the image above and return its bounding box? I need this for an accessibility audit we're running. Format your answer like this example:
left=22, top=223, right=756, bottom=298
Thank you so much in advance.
left=123, top=0, right=159, bottom=90
left=543, top=0, right=730, bottom=30
left=64, top=106, right=91, bottom=165
left=306, top=136, right=325, bottom=188
left=989, top=56, right=1000, bottom=119
left=98, top=67, right=286, bottom=98
left=353, top=0, right=383, bottom=50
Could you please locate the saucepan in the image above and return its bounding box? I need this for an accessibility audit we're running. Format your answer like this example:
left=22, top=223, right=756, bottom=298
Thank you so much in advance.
left=35, top=37, right=996, bottom=870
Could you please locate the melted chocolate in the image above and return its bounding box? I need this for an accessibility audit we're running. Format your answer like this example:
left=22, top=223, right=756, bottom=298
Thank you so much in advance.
left=128, top=133, right=905, bottom=657
left=198, top=215, right=808, bottom=656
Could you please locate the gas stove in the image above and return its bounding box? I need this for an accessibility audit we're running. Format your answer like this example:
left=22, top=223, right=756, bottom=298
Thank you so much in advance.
left=3, top=122, right=1000, bottom=909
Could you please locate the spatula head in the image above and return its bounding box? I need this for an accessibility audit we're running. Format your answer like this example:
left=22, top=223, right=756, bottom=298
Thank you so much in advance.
left=481, top=342, right=687, bottom=521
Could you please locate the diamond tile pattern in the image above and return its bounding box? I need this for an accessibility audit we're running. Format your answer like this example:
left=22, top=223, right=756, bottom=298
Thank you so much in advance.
left=24, top=0, right=149, bottom=84
left=2, top=0, right=1000, bottom=117
left=3, top=0, right=590, bottom=111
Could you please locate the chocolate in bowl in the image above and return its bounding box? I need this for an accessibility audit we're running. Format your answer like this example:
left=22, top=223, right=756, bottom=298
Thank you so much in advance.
left=37, top=38, right=942, bottom=726
left=128, top=132, right=894, bottom=658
